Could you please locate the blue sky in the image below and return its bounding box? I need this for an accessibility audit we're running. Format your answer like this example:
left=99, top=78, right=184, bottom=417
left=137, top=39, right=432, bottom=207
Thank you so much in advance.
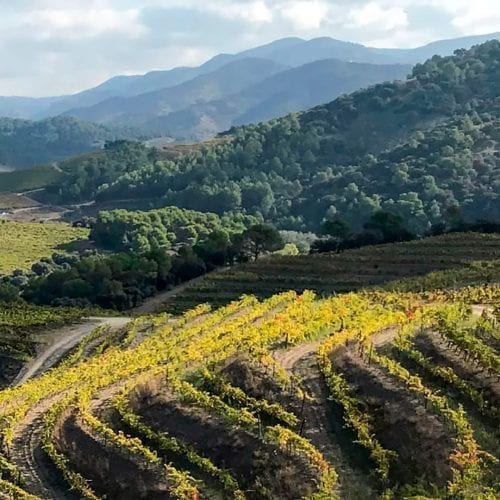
left=1, top=0, right=499, bottom=96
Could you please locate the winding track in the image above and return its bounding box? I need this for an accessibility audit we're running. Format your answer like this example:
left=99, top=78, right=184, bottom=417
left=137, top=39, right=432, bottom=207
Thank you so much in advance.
left=13, top=317, right=130, bottom=386
left=7, top=317, right=130, bottom=499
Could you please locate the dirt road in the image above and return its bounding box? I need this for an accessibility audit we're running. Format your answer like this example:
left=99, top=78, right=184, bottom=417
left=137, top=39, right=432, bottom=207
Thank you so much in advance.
left=13, top=317, right=130, bottom=386
left=274, top=340, right=376, bottom=499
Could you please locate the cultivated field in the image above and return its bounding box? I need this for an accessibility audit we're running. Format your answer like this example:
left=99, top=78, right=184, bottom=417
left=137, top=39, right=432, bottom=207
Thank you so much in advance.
left=0, top=194, right=39, bottom=211
left=161, top=232, right=500, bottom=312
left=0, top=221, right=89, bottom=274
left=0, top=166, right=62, bottom=193
left=0, top=283, right=497, bottom=499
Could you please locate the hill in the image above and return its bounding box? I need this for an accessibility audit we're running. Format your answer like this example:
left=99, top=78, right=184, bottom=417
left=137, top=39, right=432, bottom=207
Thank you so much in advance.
left=144, top=59, right=411, bottom=139
left=0, top=278, right=497, bottom=498
left=53, top=41, right=499, bottom=233
left=62, top=58, right=289, bottom=129
left=0, top=116, right=142, bottom=169
left=157, top=232, right=500, bottom=312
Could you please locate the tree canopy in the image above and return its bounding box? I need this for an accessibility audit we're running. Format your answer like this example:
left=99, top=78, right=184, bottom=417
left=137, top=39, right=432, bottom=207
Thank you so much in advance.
left=47, top=41, right=500, bottom=234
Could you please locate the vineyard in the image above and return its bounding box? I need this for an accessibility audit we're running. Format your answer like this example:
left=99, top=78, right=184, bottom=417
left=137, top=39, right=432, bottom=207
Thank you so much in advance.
left=157, top=232, right=500, bottom=312
left=0, top=277, right=496, bottom=499
left=0, top=221, right=89, bottom=274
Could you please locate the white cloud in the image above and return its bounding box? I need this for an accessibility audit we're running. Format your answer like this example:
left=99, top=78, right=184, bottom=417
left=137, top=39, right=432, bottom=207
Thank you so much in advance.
left=420, top=0, right=500, bottom=35
left=213, top=1, right=273, bottom=23
left=281, top=1, right=330, bottom=31
left=348, top=2, right=408, bottom=31
left=23, top=7, right=146, bottom=39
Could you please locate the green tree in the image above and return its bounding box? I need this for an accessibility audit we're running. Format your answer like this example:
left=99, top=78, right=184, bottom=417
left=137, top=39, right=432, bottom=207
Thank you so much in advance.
left=239, top=224, right=284, bottom=261
left=321, top=219, right=350, bottom=239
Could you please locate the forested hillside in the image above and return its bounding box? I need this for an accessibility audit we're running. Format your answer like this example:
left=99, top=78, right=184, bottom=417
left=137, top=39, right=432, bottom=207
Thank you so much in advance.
left=0, top=116, right=141, bottom=168
left=50, top=41, right=500, bottom=233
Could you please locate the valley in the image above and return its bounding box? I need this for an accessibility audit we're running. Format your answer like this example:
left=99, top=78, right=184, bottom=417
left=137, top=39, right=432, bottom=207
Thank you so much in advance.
left=0, top=26, right=498, bottom=500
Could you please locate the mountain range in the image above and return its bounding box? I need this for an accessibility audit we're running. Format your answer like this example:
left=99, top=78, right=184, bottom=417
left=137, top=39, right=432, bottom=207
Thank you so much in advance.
left=0, top=32, right=499, bottom=167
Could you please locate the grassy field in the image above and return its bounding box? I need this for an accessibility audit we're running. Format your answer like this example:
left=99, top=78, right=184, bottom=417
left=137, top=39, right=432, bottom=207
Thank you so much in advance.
left=0, top=165, right=62, bottom=193
left=0, top=220, right=89, bottom=274
left=162, top=232, right=500, bottom=312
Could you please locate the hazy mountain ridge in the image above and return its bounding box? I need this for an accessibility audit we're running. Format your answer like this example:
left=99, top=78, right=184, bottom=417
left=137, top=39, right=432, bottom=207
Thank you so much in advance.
left=61, top=58, right=289, bottom=129
left=0, top=32, right=499, bottom=168
left=1, top=32, right=498, bottom=122
left=146, top=59, right=412, bottom=139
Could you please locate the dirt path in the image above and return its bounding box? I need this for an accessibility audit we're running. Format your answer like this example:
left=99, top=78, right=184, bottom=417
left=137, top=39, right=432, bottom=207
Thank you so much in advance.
left=471, top=305, right=493, bottom=316
left=13, top=317, right=130, bottom=386
left=274, top=341, right=376, bottom=499
left=8, top=393, right=78, bottom=500
left=371, top=326, right=399, bottom=348
left=274, top=341, right=322, bottom=370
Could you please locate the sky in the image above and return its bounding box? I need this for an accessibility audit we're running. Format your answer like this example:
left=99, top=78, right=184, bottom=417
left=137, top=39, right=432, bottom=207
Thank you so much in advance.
left=1, top=0, right=499, bottom=97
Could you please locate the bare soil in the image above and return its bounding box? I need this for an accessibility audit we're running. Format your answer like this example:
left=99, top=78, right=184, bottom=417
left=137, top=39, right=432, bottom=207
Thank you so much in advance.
left=414, top=331, right=500, bottom=407
left=56, top=412, right=171, bottom=500
left=271, top=344, right=377, bottom=499
left=131, top=380, right=318, bottom=500
left=13, top=317, right=130, bottom=386
left=8, top=393, right=80, bottom=500
left=332, top=342, right=456, bottom=488
left=220, top=355, right=287, bottom=403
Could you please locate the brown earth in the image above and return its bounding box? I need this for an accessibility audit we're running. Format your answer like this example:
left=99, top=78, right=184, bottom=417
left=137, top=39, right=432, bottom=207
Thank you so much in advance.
left=332, top=342, right=456, bottom=488
left=414, top=331, right=500, bottom=407
left=131, top=378, right=318, bottom=500
left=56, top=411, right=171, bottom=500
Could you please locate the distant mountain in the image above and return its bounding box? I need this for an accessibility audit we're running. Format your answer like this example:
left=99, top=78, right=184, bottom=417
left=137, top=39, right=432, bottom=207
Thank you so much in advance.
left=1, top=32, right=498, bottom=124
left=242, top=33, right=500, bottom=67
left=145, top=59, right=412, bottom=139
left=0, top=116, right=139, bottom=168
left=0, top=96, right=62, bottom=120
left=62, top=58, right=288, bottom=128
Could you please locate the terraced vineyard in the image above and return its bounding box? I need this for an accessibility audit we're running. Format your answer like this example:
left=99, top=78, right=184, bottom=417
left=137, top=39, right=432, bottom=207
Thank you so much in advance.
left=0, top=280, right=497, bottom=499
left=159, top=232, right=500, bottom=313
left=0, top=221, right=88, bottom=274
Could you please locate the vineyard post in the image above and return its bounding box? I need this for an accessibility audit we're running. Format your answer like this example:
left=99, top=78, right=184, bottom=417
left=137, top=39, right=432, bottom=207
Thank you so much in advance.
left=299, top=417, right=305, bottom=436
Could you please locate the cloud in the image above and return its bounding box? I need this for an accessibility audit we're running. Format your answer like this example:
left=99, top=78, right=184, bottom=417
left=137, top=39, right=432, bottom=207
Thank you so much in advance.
left=219, top=1, right=273, bottom=23
left=447, top=1, right=500, bottom=35
left=23, top=8, right=146, bottom=39
left=280, top=1, right=330, bottom=31
left=0, top=0, right=499, bottom=96
left=348, top=2, right=408, bottom=31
